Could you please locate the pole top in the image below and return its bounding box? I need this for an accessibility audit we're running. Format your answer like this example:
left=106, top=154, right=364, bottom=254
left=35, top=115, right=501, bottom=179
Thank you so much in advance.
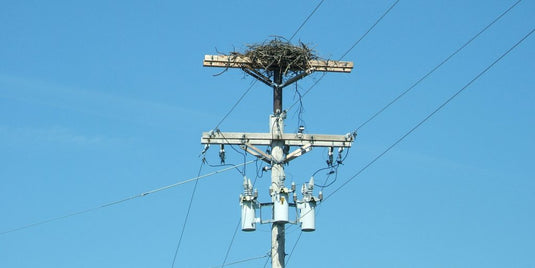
left=203, top=54, right=353, bottom=73
left=203, top=39, right=353, bottom=88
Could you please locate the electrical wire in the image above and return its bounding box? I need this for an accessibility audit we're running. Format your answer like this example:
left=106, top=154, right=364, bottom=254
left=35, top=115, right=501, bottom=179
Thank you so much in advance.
left=215, top=0, right=518, bottom=264
left=292, top=82, right=307, bottom=132
left=289, top=0, right=326, bottom=42
left=213, top=80, right=258, bottom=131
left=171, top=161, right=205, bottom=267
left=287, top=0, right=520, bottom=200
left=286, top=27, right=534, bottom=262
left=286, top=231, right=303, bottom=266
left=255, top=158, right=266, bottom=179
left=248, top=7, right=401, bottom=252
left=317, top=167, right=339, bottom=189
left=309, top=147, right=350, bottom=189
left=263, top=254, right=270, bottom=268
left=208, top=0, right=324, bottom=138
left=220, top=152, right=264, bottom=267
left=212, top=0, right=324, bottom=131
left=214, top=253, right=269, bottom=267
left=219, top=4, right=529, bottom=267
left=203, top=157, right=245, bottom=177
left=287, top=0, right=400, bottom=112
left=354, top=0, right=523, bottom=132
left=220, top=219, right=241, bottom=267
left=339, top=0, right=400, bottom=60
left=326, top=27, right=534, bottom=201
left=0, top=160, right=255, bottom=236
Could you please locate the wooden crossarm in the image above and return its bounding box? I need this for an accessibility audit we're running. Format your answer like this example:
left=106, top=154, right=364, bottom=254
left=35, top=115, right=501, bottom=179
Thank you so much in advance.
left=201, top=132, right=354, bottom=148
left=203, top=55, right=353, bottom=73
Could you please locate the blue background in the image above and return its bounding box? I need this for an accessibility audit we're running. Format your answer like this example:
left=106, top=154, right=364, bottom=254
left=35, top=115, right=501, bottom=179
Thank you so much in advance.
left=1, top=1, right=534, bottom=267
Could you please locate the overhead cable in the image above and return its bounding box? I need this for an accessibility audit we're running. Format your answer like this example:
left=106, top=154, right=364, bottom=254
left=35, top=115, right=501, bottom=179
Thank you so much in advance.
left=171, top=161, right=205, bottom=267
left=354, top=0, right=523, bottom=132
left=0, top=160, right=255, bottom=236
left=288, top=26, right=534, bottom=261
left=212, top=253, right=269, bottom=268
left=289, top=0, right=326, bottom=41
left=338, top=0, right=400, bottom=60
left=213, top=80, right=258, bottom=131
left=287, top=0, right=400, bottom=112
left=220, top=219, right=241, bottom=267
left=326, top=27, right=534, bottom=201
left=285, top=230, right=303, bottom=266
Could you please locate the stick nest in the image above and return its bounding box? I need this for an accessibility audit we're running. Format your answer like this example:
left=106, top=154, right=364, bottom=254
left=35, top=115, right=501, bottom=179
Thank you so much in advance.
left=232, top=38, right=318, bottom=76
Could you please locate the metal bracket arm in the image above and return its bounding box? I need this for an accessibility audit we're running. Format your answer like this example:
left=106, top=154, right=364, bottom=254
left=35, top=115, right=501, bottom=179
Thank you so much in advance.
left=279, top=68, right=314, bottom=89
left=284, top=143, right=313, bottom=163
left=242, top=67, right=274, bottom=87
left=240, top=143, right=273, bottom=164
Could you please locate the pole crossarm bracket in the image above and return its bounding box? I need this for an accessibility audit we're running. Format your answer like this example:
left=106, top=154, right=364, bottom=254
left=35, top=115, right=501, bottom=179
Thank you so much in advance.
left=203, top=55, right=354, bottom=73
left=240, top=143, right=273, bottom=164
left=201, top=131, right=354, bottom=148
left=284, top=143, right=313, bottom=163
left=279, top=69, right=313, bottom=89
left=241, top=67, right=274, bottom=87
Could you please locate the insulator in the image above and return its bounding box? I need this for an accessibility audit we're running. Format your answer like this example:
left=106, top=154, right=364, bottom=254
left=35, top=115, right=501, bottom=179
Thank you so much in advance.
left=201, top=144, right=210, bottom=155
left=219, top=144, right=225, bottom=164
left=327, top=147, right=334, bottom=167
left=283, top=145, right=290, bottom=155
left=336, top=147, right=344, bottom=164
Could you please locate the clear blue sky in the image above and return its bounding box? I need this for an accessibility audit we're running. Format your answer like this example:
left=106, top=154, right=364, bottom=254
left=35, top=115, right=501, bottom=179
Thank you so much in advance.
left=1, top=1, right=534, bottom=267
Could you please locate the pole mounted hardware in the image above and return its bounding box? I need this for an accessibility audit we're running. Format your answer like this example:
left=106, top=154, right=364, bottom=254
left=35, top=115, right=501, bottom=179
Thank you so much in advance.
left=201, top=40, right=354, bottom=268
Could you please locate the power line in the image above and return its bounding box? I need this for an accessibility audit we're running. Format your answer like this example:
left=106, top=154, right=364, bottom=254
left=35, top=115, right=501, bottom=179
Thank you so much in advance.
left=171, top=161, right=205, bottom=267
left=263, top=254, right=270, bottom=268
left=354, top=0, right=523, bottom=132
left=0, top=160, right=255, bottom=236
left=287, top=0, right=400, bottom=112
left=212, top=253, right=269, bottom=268
left=219, top=157, right=264, bottom=267
left=213, top=80, right=257, bottom=131
left=212, top=0, right=325, bottom=131
left=339, top=0, right=400, bottom=60
left=285, top=231, right=303, bottom=266
left=220, top=219, right=241, bottom=267
left=287, top=26, right=534, bottom=262
left=326, top=27, right=534, bottom=201
left=289, top=0, right=326, bottom=42
left=171, top=69, right=257, bottom=266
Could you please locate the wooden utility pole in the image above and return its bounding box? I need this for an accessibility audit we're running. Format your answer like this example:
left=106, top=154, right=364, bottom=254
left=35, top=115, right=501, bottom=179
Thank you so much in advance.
left=271, top=69, right=285, bottom=267
left=202, top=46, right=354, bottom=268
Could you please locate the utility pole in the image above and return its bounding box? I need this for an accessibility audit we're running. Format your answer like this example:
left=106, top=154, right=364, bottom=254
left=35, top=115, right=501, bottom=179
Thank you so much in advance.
left=201, top=42, right=354, bottom=268
left=271, top=69, right=285, bottom=267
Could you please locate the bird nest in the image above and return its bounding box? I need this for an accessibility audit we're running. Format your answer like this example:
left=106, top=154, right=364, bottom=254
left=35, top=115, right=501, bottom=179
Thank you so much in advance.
left=232, top=38, right=318, bottom=76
